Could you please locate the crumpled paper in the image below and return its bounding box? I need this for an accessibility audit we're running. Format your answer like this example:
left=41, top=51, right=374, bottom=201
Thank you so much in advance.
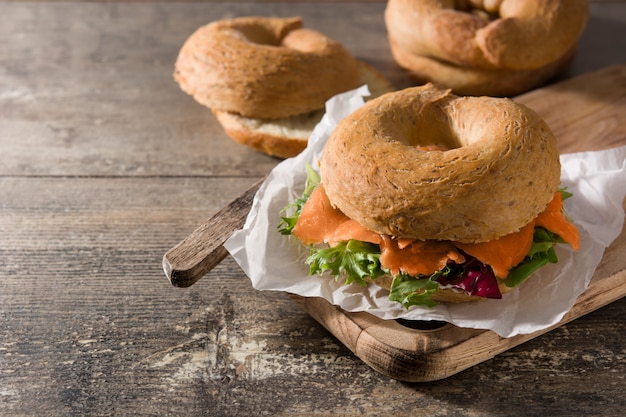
left=224, top=86, right=626, bottom=338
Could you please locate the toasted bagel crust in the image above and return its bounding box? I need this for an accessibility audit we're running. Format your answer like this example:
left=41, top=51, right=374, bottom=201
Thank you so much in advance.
left=174, top=16, right=361, bottom=119
left=385, top=0, right=588, bottom=71
left=384, top=0, right=588, bottom=96
left=320, top=84, right=561, bottom=243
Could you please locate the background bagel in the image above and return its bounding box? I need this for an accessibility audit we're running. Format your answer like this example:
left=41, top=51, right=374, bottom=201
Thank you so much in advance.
left=320, top=84, right=561, bottom=243
left=385, top=0, right=588, bottom=96
left=174, top=16, right=394, bottom=158
left=174, top=16, right=362, bottom=119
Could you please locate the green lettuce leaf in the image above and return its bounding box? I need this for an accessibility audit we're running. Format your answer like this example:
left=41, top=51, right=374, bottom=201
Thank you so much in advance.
left=306, top=240, right=386, bottom=287
left=502, top=227, right=560, bottom=288
left=278, top=164, right=320, bottom=236
left=389, top=274, right=440, bottom=308
left=559, top=187, right=573, bottom=201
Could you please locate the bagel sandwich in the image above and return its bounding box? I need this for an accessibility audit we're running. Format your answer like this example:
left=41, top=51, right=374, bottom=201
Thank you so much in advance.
left=278, top=86, right=580, bottom=308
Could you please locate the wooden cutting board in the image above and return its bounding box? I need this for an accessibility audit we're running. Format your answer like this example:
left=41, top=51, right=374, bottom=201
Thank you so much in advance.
left=163, top=65, right=626, bottom=382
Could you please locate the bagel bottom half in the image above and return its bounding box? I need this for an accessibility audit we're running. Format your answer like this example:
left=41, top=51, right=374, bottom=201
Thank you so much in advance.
left=213, top=62, right=394, bottom=158
left=388, top=36, right=575, bottom=97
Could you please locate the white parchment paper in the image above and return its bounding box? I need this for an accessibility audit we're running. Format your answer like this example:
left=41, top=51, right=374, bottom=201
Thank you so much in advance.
left=224, top=86, right=626, bottom=338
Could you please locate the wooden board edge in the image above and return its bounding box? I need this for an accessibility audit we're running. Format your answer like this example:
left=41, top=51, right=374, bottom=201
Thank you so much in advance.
left=291, top=265, right=626, bottom=382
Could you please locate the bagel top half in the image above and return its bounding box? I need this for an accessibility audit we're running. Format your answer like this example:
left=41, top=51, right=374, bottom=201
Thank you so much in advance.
left=320, top=84, right=561, bottom=243
left=174, top=16, right=362, bottom=119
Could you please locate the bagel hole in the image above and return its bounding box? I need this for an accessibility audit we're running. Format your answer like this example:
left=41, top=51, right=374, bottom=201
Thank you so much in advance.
left=237, top=25, right=323, bottom=53
left=235, top=25, right=283, bottom=47
left=455, top=0, right=501, bottom=20
left=374, top=96, right=463, bottom=151
left=404, top=107, right=462, bottom=151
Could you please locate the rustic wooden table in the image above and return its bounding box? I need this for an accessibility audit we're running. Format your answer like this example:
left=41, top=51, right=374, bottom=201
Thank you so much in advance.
left=1, top=1, right=625, bottom=416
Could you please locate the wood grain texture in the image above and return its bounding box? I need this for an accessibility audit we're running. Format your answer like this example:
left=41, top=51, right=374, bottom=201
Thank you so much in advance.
left=1, top=2, right=625, bottom=416
left=519, top=65, right=626, bottom=153
left=0, top=2, right=280, bottom=178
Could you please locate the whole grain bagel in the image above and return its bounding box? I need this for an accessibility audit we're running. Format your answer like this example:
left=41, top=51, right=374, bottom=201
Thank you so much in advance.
left=385, top=0, right=589, bottom=71
left=320, top=84, right=561, bottom=243
left=388, top=36, right=576, bottom=97
left=174, top=16, right=361, bottom=119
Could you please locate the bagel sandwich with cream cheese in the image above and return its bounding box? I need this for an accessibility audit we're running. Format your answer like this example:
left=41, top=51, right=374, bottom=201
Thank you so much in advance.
left=278, top=85, right=579, bottom=307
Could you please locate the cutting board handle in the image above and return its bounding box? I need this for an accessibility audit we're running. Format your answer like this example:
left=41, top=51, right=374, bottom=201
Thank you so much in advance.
left=162, top=178, right=263, bottom=287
